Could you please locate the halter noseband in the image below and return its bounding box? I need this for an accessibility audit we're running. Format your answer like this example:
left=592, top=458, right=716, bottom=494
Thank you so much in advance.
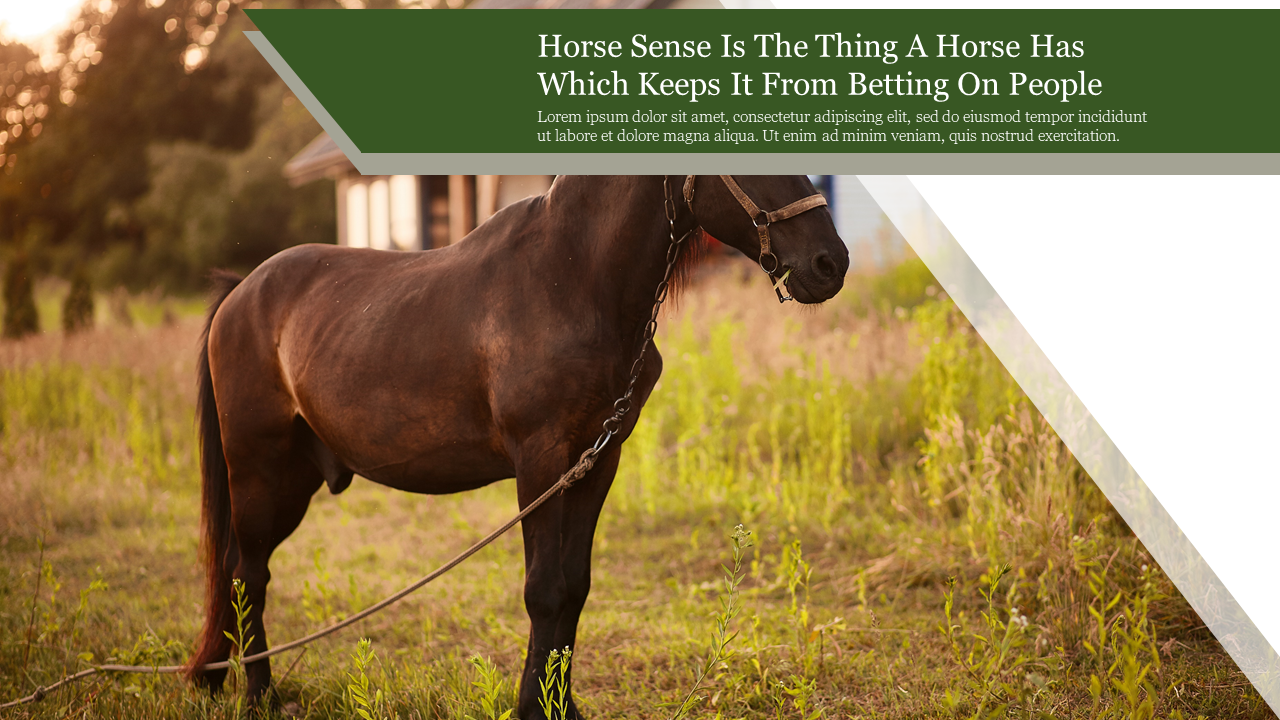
left=680, top=175, right=828, bottom=303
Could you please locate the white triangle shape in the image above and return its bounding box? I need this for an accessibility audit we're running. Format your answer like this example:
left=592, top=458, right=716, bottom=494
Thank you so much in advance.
left=857, top=174, right=1280, bottom=710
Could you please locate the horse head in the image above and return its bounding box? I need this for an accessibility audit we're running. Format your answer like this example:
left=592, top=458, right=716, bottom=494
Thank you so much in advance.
left=688, top=175, right=850, bottom=304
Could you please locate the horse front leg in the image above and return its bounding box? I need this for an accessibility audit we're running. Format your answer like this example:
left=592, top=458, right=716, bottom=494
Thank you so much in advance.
left=516, top=463, right=568, bottom=720
left=514, top=443, right=620, bottom=720
left=550, top=445, right=620, bottom=720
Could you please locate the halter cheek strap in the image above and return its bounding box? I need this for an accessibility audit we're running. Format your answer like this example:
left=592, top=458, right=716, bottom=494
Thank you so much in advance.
left=682, top=175, right=829, bottom=303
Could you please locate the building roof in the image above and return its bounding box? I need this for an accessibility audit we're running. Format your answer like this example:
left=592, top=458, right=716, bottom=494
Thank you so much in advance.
left=283, top=132, right=354, bottom=187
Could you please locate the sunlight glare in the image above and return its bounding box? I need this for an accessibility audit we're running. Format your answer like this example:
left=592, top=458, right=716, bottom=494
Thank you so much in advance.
left=0, top=0, right=83, bottom=45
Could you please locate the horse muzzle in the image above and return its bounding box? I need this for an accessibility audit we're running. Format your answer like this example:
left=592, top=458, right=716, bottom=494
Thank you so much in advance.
left=783, top=247, right=849, bottom=304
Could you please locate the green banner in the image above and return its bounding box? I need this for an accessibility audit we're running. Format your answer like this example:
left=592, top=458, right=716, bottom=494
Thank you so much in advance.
left=247, top=9, right=1278, bottom=154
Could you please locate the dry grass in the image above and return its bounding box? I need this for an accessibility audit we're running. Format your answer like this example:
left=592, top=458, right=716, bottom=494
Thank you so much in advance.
left=0, top=264, right=1273, bottom=720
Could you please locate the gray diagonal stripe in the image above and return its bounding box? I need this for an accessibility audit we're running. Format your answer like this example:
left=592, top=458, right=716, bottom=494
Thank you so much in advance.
left=244, top=31, right=366, bottom=170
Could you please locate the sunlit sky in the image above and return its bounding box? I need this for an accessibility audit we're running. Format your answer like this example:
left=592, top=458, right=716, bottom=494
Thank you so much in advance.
left=0, top=0, right=84, bottom=45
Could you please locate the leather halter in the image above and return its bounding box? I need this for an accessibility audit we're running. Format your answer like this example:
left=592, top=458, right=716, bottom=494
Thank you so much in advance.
left=681, top=175, right=828, bottom=303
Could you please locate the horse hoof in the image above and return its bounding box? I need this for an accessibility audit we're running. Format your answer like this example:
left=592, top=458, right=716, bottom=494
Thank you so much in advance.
left=188, top=667, right=227, bottom=696
left=245, top=685, right=280, bottom=717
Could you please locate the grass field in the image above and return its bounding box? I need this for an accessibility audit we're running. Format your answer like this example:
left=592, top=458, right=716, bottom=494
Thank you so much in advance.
left=0, top=259, right=1274, bottom=719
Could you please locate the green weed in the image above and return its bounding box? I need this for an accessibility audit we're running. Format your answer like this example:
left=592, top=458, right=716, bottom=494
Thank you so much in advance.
left=302, top=547, right=341, bottom=627
left=347, top=638, right=391, bottom=720
left=468, top=654, right=514, bottom=720
left=939, top=564, right=1054, bottom=718
left=223, top=578, right=255, bottom=715
left=539, top=647, right=573, bottom=720
left=669, top=524, right=753, bottom=720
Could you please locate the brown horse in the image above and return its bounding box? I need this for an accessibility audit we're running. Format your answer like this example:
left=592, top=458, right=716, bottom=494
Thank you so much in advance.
left=188, top=175, right=848, bottom=717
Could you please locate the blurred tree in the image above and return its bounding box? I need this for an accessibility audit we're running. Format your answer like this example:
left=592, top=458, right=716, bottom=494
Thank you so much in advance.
left=3, top=252, right=39, bottom=338
left=2, top=1, right=269, bottom=251
left=0, top=0, right=338, bottom=292
left=63, top=264, right=96, bottom=333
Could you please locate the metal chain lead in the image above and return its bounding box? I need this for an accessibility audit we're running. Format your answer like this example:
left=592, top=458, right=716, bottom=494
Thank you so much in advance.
left=592, top=175, right=690, bottom=454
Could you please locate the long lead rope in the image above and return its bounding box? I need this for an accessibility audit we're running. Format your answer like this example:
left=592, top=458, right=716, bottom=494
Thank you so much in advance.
left=1, top=177, right=693, bottom=711
left=0, top=449, right=601, bottom=710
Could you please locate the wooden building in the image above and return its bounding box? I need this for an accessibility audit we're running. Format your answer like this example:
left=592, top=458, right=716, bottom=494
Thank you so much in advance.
left=283, top=132, right=553, bottom=250
left=284, top=136, right=886, bottom=269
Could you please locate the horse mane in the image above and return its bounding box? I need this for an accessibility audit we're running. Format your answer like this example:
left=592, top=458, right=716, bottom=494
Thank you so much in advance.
left=547, top=175, right=709, bottom=306
left=666, top=228, right=710, bottom=306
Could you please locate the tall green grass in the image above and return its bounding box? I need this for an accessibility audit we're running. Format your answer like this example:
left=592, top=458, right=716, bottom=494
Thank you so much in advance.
left=0, top=360, right=197, bottom=543
left=601, top=270, right=1241, bottom=719
left=0, top=265, right=1270, bottom=719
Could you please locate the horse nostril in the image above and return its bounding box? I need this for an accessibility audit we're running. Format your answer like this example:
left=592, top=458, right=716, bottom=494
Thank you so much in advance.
left=812, top=251, right=839, bottom=280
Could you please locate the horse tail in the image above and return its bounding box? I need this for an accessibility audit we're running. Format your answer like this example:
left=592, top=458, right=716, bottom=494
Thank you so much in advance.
left=187, top=269, right=243, bottom=686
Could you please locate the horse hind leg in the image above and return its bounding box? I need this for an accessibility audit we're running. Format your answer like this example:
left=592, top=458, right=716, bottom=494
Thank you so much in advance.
left=223, top=451, right=323, bottom=708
